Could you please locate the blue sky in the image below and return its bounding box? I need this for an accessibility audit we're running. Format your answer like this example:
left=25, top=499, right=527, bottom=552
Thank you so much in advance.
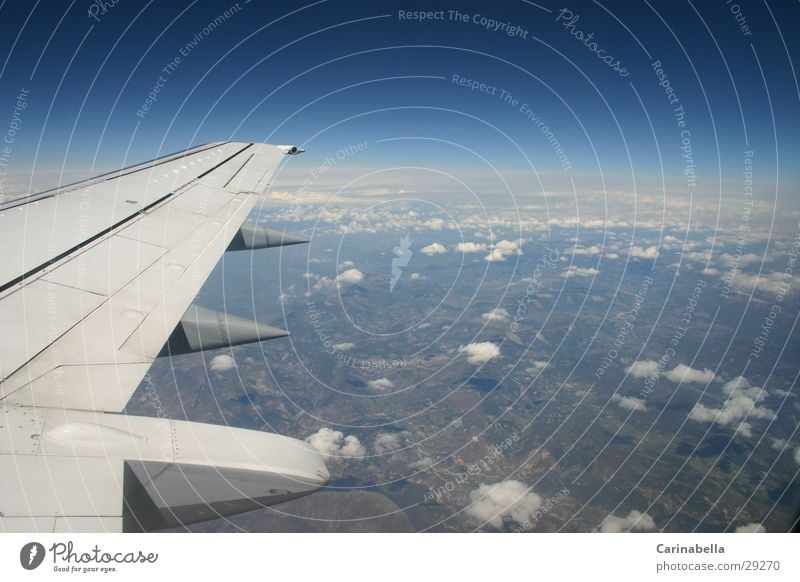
left=0, top=0, right=798, bottom=199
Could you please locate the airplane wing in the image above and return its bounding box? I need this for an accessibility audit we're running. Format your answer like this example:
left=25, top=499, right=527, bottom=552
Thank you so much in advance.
left=0, top=141, right=329, bottom=533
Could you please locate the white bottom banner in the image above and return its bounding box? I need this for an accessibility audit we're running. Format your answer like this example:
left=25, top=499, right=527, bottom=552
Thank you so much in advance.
left=1, top=533, right=797, bottom=581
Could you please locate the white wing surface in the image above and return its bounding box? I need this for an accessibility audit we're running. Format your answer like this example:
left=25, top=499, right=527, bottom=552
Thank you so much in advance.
left=0, top=141, right=328, bottom=533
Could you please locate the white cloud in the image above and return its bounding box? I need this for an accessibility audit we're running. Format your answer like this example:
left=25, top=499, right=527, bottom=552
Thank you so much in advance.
left=457, top=242, right=488, bottom=253
left=562, top=266, right=599, bottom=278
left=528, top=361, right=550, bottom=371
left=209, top=354, right=236, bottom=373
left=689, top=376, right=774, bottom=437
left=626, top=360, right=660, bottom=379
left=481, top=308, right=510, bottom=323
left=338, top=260, right=354, bottom=270
left=770, top=437, right=787, bottom=450
left=721, top=252, right=763, bottom=267
left=729, top=271, right=796, bottom=297
left=422, top=217, right=446, bottom=230
left=409, top=456, right=435, bottom=470
left=485, top=239, right=523, bottom=262
left=410, top=272, right=424, bottom=280
left=374, top=432, right=403, bottom=454
left=466, top=480, right=543, bottom=529
left=612, top=394, right=647, bottom=412
left=420, top=242, right=447, bottom=255
left=305, top=427, right=366, bottom=460
left=333, top=342, right=355, bottom=351
left=337, top=268, right=364, bottom=284
left=600, top=510, right=656, bottom=533
left=795, top=447, right=800, bottom=465
left=460, top=342, right=501, bottom=365
left=629, top=245, right=659, bottom=259
left=663, top=364, right=715, bottom=384
left=572, top=245, right=602, bottom=256
left=735, top=523, right=766, bottom=533
left=367, top=378, right=394, bottom=391
left=314, top=268, right=364, bottom=289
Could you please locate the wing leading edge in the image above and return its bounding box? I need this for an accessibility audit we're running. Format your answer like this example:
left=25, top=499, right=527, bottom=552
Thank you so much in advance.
left=0, top=142, right=329, bottom=532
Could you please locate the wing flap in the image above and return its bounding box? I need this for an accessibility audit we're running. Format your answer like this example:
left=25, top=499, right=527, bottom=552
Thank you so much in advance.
left=0, top=455, right=124, bottom=517
left=0, top=281, right=106, bottom=383
left=41, top=235, right=167, bottom=297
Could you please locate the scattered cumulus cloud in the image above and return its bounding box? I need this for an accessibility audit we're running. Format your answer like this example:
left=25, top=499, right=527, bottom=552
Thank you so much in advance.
left=422, top=217, right=446, bottom=230
left=612, top=394, right=647, bottom=412
left=572, top=245, right=602, bottom=256
left=209, top=354, right=236, bottom=373
left=333, top=342, right=355, bottom=351
left=729, top=271, right=795, bottom=297
left=626, top=360, right=660, bottom=379
left=689, top=376, right=774, bottom=437
left=629, top=245, right=659, bottom=259
left=314, top=268, right=364, bottom=289
left=337, top=268, right=364, bottom=284
left=600, top=510, right=657, bottom=533
left=485, top=239, right=523, bottom=262
left=367, top=378, right=395, bottom=391
left=409, top=456, right=435, bottom=470
left=562, top=266, right=599, bottom=278
left=460, top=342, right=501, bottom=365
left=735, top=523, right=766, bottom=533
left=420, top=242, right=447, bottom=255
left=721, top=252, right=763, bottom=267
left=466, top=480, right=543, bottom=529
left=305, top=427, right=366, bottom=460
left=663, top=364, right=715, bottom=384
left=481, top=308, right=510, bottom=323
left=457, top=242, right=488, bottom=253
left=374, top=432, right=403, bottom=454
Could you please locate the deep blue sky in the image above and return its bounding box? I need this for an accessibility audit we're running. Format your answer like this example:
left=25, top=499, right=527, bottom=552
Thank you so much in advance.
left=0, top=0, right=798, bottom=196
